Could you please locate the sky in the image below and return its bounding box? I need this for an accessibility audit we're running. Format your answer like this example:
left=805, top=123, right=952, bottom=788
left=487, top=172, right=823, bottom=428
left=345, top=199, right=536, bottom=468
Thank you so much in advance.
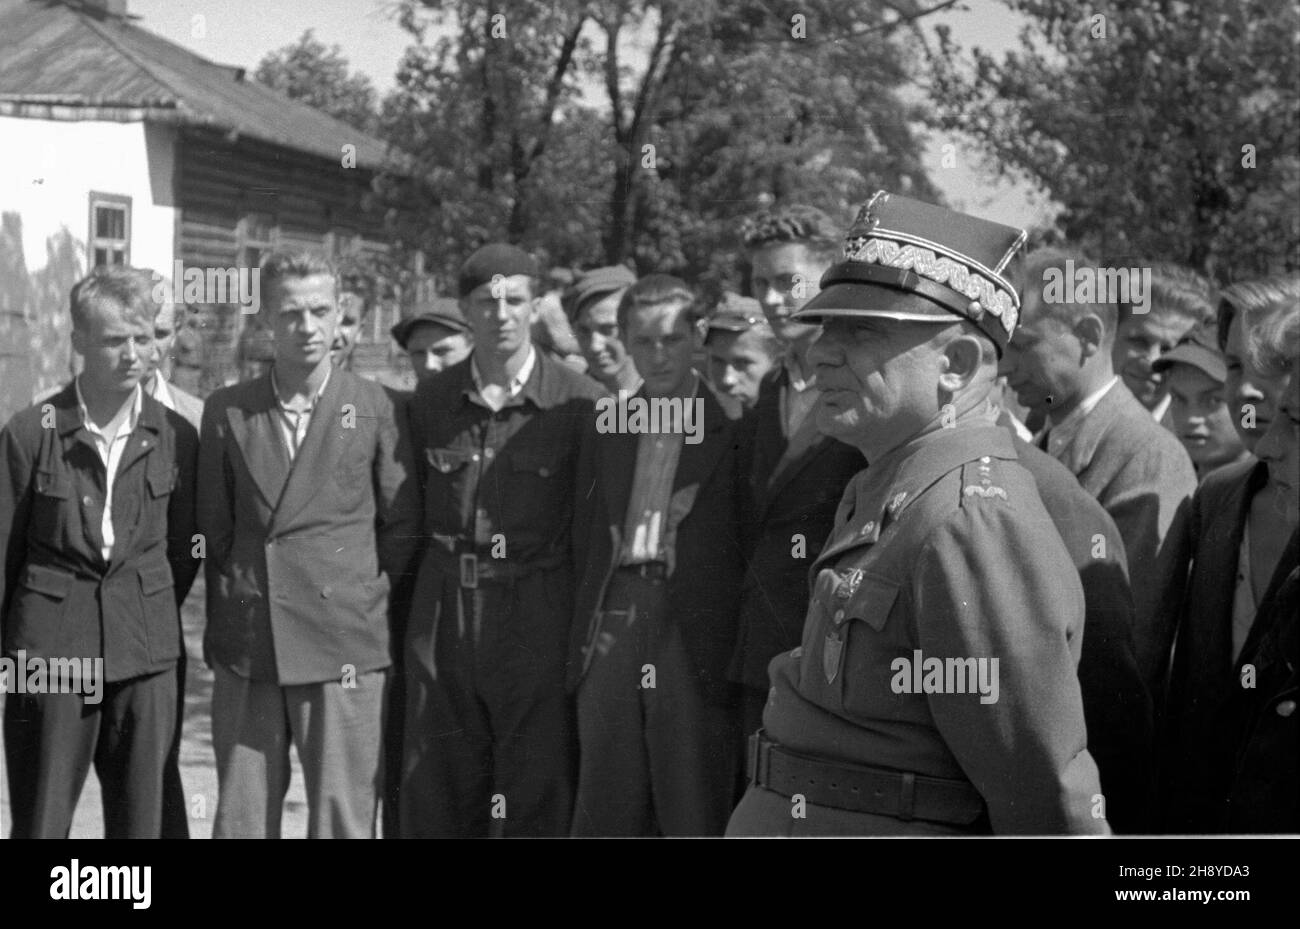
left=129, top=0, right=1049, bottom=229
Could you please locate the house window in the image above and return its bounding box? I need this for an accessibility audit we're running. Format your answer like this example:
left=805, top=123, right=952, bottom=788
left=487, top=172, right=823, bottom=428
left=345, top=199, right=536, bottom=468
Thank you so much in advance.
left=237, top=213, right=277, bottom=272
left=88, top=193, right=131, bottom=267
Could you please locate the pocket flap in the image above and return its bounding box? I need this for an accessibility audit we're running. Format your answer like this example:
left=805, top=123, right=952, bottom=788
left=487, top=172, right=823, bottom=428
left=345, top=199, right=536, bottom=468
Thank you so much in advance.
left=147, top=465, right=176, bottom=497
left=426, top=447, right=473, bottom=474
left=35, top=469, right=71, bottom=499
left=139, top=562, right=175, bottom=595
left=844, top=573, right=901, bottom=632
left=510, top=449, right=560, bottom=477
left=20, top=563, right=73, bottom=600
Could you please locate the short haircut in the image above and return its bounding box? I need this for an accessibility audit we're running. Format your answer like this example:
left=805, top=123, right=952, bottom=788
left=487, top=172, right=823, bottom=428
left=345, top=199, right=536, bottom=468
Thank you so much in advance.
left=740, top=204, right=842, bottom=263
left=260, top=250, right=338, bottom=305
left=1017, top=247, right=1118, bottom=337
left=1218, top=275, right=1300, bottom=352
left=1243, top=280, right=1300, bottom=378
left=1118, top=262, right=1215, bottom=328
left=69, top=265, right=163, bottom=331
left=705, top=323, right=782, bottom=360
left=617, top=274, right=700, bottom=333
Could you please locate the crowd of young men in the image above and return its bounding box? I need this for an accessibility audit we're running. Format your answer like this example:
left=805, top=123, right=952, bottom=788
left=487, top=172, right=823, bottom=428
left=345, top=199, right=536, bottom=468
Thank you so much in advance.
left=1, top=191, right=1296, bottom=837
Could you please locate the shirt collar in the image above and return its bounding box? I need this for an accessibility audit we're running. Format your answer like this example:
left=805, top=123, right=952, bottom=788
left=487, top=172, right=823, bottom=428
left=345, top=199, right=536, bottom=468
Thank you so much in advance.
left=270, top=364, right=331, bottom=411
left=782, top=350, right=816, bottom=392
left=467, top=345, right=539, bottom=407
left=75, top=376, right=141, bottom=438
left=1047, top=375, right=1118, bottom=456
left=145, top=373, right=174, bottom=411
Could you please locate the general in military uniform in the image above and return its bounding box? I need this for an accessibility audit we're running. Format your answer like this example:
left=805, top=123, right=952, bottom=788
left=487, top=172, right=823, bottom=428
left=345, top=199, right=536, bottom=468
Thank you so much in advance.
left=726, top=192, right=1109, bottom=836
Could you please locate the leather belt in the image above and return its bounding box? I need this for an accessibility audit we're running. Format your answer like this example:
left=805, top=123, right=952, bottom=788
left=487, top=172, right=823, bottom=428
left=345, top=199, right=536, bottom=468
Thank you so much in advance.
left=747, top=731, right=986, bottom=827
left=424, top=536, right=562, bottom=588
left=618, top=562, right=668, bottom=582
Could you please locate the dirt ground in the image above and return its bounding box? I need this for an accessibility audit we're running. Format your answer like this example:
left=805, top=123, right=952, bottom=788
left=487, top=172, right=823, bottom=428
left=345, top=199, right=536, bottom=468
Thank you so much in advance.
left=0, top=577, right=311, bottom=838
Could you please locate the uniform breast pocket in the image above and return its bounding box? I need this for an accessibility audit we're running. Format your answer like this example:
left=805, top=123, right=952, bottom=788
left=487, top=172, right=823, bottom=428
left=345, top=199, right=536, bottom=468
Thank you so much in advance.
left=147, top=462, right=177, bottom=498
left=836, top=573, right=905, bottom=720
left=504, top=447, right=564, bottom=525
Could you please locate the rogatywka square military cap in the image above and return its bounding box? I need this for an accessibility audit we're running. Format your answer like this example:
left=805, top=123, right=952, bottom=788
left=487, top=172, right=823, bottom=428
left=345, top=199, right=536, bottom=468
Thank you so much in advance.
left=795, top=190, right=1029, bottom=354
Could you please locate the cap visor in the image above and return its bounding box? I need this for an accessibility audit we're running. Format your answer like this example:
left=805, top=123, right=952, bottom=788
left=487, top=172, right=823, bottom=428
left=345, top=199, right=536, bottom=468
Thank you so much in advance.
left=1152, top=346, right=1226, bottom=381
left=794, top=282, right=957, bottom=324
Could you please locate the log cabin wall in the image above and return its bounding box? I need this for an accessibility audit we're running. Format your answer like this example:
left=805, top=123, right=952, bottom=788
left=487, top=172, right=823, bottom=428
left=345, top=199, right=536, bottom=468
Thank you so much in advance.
left=176, top=127, right=401, bottom=393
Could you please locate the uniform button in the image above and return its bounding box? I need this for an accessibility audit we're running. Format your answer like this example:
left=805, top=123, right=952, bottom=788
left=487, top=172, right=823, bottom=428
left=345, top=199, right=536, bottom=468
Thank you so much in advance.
left=539, top=467, right=551, bottom=477
left=471, top=453, right=481, bottom=462
left=321, top=586, right=331, bottom=599
left=833, top=609, right=845, bottom=624
left=980, top=456, right=991, bottom=463
left=477, top=508, right=490, bottom=522
left=82, top=495, right=94, bottom=506
left=1278, top=700, right=1296, bottom=718
left=484, top=447, right=495, bottom=460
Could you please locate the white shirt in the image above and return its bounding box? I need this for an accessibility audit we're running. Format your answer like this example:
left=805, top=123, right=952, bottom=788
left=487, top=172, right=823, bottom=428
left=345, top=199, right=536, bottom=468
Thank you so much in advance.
left=146, top=372, right=175, bottom=412
left=1151, top=392, right=1173, bottom=425
left=779, top=352, right=819, bottom=438
left=76, top=378, right=142, bottom=562
left=1045, top=376, right=1120, bottom=460
left=271, top=366, right=331, bottom=462
left=471, top=346, right=537, bottom=412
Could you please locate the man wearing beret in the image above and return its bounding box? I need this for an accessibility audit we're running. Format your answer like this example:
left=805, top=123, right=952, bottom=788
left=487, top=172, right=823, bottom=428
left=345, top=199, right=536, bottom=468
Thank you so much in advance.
left=391, top=299, right=474, bottom=387
left=727, top=192, right=1108, bottom=836
left=569, top=265, right=640, bottom=395
left=401, top=244, right=604, bottom=837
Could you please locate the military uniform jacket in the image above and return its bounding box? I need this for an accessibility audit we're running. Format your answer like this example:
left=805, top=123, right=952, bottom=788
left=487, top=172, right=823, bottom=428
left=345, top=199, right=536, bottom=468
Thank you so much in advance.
left=197, top=370, right=419, bottom=686
left=762, top=420, right=1108, bottom=835
left=0, top=384, right=199, bottom=683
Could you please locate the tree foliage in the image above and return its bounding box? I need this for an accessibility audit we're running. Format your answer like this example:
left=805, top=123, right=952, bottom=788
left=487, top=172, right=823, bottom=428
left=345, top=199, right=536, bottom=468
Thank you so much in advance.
left=255, top=29, right=381, bottom=134
left=378, top=0, right=942, bottom=291
left=927, top=0, right=1300, bottom=280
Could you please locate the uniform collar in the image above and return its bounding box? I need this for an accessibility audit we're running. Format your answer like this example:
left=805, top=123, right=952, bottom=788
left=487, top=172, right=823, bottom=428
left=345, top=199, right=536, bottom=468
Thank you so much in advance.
left=847, top=412, right=1017, bottom=542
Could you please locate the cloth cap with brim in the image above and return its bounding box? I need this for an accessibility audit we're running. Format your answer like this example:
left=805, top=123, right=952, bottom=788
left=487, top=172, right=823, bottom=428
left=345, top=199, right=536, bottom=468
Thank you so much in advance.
left=1152, top=320, right=1226, bottom=382
left=793, top=190, right=1028, bottom=354
left=459, top=244, right=539, bottom=298
left=568, top=265, right=637, bottom=319
left=706, top=294, right=771, bottom=335
left=391, top=298, right=469, bottom=347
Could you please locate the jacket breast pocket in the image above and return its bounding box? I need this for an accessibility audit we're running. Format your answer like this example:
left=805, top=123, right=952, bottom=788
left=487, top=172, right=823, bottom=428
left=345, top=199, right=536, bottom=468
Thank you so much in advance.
left=838, top=573, right=905, bottom=720
left=35, top=469, right=71, bottom=500
left=31, top=469, right=74, bottom=545
left=334, top=448, right=372, bottom=493
left=147, top=462, right=177, bottom=498
left=506, top=447, right=564, bottom=527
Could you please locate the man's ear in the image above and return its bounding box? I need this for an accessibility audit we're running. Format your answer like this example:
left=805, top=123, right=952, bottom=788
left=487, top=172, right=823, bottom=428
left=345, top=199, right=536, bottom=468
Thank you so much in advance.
left=1074, top=313, right=1105, bottom=359
left=70, top=327, right=85, bottom=357
left=937, top=333, right=984, bottom=394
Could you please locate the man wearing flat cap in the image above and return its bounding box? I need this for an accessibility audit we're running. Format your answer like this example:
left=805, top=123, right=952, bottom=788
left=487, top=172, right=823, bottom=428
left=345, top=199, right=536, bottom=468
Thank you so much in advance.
left=401, top=243, right=603, bottom=837
left=705, top=294, right=781, bottom=411
left=727, top=191, right=1108, bottom=836
left=391, top=298, right=474, bottom=387
left=569, top=265, right=641, bottom=395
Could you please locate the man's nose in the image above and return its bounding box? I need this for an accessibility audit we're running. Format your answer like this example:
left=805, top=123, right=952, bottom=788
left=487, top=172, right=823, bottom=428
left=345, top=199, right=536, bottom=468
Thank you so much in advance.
left=423, top=354, right=440, bottom=372
left=760, top=285, right=783, bottom=310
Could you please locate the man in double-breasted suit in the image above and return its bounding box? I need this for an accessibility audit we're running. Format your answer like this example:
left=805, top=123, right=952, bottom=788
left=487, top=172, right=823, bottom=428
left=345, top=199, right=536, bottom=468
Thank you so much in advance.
left=569, top=275, right=747, bottom=836
left=2, top=266, right=199, bottom=838
left=198, top=251, right=418, bottom=838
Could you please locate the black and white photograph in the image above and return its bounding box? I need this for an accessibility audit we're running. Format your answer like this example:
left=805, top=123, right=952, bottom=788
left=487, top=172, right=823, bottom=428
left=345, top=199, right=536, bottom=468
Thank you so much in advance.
left=0, top=0, right=1296, bottom=904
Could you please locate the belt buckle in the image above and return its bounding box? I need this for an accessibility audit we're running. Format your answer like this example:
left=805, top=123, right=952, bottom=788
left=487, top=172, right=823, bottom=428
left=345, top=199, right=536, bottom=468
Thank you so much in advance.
left=459, top=552, right=478, bottom=589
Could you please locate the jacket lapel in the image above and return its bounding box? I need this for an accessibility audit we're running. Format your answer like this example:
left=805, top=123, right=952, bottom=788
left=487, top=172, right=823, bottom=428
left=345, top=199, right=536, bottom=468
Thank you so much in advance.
left=671, top=387, right=730, bottom=498
left=272, top=370, right=348, bottom=530
left=1053, top=382, right=1125, bottom=476
left=227, top=374, right=291, bottom=510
